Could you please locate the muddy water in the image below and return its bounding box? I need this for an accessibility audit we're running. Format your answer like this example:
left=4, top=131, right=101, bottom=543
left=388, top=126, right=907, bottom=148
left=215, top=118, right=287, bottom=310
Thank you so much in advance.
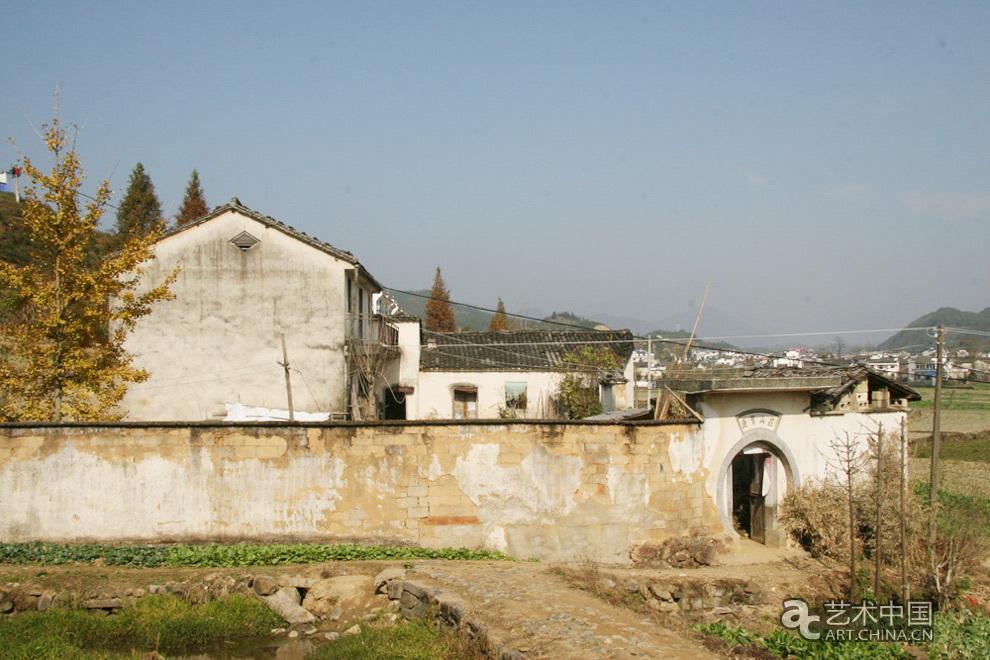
left=172, top=635, right=327, bottom=660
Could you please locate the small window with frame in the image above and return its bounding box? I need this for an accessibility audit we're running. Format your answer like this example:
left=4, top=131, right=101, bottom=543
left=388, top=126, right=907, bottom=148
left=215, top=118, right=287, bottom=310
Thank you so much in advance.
left=452, top=386, right=478, bottom=419
left=505, top=381, right=528, bottom=412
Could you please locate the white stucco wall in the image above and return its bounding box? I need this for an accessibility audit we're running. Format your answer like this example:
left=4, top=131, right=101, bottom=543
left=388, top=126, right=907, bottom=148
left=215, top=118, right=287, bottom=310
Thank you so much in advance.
left=120, top=210, right=370, bottom=420
left=413, top=371, right=564, bottom=420
left=394, top=321, right=421, bottom=390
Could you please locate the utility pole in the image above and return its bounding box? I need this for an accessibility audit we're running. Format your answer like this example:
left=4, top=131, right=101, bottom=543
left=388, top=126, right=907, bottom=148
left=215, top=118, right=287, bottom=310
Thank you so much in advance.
left=900, top=418, right=909, bottom=604
left=928, top=325, right=944, bottom=550
left=874, top=422, right=883, bottom=603
left=646, top=335, right=652, bottom=410
left=279, top=333, right=295, bottom=421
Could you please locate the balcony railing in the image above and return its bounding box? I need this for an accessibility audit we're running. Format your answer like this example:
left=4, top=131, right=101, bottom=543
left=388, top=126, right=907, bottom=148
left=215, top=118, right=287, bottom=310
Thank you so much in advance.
left=346, top=313, right=398, bottom=347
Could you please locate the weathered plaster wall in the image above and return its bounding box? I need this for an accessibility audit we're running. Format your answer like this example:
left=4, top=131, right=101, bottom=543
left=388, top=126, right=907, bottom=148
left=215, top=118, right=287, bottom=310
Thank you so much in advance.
left=0, top=422, right=720, bottom=564
left=120, top=210, right=366, bottom=421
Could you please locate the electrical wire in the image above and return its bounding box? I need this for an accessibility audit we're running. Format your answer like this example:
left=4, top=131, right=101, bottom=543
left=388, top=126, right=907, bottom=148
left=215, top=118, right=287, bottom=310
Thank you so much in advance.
left=421, top=331, right=630, bottom=373
left=383, top=284, right=966, bottom=370
left=290, top=367, right=324, bottom=413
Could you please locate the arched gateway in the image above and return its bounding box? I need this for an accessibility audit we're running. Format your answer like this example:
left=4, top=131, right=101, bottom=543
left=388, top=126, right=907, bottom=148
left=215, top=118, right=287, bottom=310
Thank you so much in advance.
left=716, top=427, right=800, bottom=547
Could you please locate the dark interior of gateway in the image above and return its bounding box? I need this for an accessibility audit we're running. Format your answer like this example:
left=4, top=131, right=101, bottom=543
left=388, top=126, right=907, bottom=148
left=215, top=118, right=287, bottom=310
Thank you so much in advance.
left=731, top=451, right=769, bottom=544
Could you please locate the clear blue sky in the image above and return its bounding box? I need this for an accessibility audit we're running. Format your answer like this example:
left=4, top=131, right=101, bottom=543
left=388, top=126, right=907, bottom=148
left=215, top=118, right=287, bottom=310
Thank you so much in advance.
left=4, top=2, right=988, bottom=345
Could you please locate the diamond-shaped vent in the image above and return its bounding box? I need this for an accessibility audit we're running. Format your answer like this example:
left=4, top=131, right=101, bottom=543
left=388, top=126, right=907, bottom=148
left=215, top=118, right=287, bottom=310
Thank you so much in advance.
left=230, top=231, right=260, bottom=251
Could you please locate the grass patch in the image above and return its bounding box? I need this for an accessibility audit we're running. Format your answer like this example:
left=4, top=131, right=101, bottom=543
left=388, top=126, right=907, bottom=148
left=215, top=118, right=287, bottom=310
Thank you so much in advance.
left=695, top=621, right=913, bottom=659
left=309, top=618, right=483, bottom=660
left=0, top=543, right=513, bottom=568
left=913, top=431, right=990, bottom=463
left=0, top=594, right=282, bottom=659
left=910, top=383, right=990, bottom=411
left=908, top=458, right=990, bottom=500
left=929, top=609, right=990, bottom=659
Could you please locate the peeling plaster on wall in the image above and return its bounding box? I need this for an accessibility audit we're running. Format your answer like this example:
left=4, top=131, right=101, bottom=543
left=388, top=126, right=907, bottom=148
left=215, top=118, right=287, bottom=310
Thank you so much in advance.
left=0, top=423, right=721, bottom=561
left=606, top=465, right=651, bottom=509
left=485, top=524, right=508, bottom=552
left=420, top=454, right=443, bottom=481
left=362, top=460, right=399, bottom=496
left=667, top=430, right=704, bottom=481
left=0, top=441, right=347, bottom=542
left=452, top=443, right=582, bottom=522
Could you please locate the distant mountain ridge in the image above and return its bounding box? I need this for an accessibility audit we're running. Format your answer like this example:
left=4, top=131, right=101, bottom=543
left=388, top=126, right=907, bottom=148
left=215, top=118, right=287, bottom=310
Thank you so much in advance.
left=388, top=291, right=610, bottom=333
left=879, top=307, right=990, bottom=350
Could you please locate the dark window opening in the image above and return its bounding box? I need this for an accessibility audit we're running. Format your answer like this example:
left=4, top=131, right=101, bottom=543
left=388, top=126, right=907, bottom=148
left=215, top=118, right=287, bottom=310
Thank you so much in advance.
left=453, top=388, right=478, bottom=419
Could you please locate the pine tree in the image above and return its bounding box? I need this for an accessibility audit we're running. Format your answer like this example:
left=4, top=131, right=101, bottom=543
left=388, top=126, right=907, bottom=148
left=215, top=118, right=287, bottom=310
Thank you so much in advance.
left=174, top=169, right=209, bottom=227
left=0, top=108, right=176, bottom=421
left=115, top=162, right=163, bottom=239
left=424, top=266, right=457, bottom=333
left=488, top=297, right=511, bottom=331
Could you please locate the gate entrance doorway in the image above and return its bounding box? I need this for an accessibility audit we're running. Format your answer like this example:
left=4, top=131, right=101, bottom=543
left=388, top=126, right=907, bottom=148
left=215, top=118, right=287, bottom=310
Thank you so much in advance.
left=730, top=450, right=771, bottom=544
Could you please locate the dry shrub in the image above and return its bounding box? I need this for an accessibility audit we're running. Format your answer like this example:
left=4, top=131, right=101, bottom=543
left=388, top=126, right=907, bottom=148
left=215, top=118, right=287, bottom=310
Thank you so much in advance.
left=780, top=433, right=985, bottom=607
left=778, top=481, right=850, bottom=560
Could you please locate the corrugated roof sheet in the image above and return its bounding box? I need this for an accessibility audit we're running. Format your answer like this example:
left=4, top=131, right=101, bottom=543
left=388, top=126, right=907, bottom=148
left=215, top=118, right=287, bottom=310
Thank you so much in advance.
left=420, top=328, right=635, bottom=372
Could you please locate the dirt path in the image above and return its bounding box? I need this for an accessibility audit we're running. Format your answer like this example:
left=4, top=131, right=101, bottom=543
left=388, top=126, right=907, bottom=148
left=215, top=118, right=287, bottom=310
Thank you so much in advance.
left=406, top=561, right=722, bottom=660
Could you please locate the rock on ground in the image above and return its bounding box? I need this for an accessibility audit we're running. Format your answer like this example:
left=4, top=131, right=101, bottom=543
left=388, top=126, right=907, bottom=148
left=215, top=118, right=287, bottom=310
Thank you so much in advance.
left=301, top=575, right=383, bottom=624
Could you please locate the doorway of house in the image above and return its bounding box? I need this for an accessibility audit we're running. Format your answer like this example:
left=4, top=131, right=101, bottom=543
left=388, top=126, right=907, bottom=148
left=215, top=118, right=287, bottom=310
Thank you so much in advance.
left=730, top=449, right=772, bottom=544
left=381, top=388, right=406, bottom=420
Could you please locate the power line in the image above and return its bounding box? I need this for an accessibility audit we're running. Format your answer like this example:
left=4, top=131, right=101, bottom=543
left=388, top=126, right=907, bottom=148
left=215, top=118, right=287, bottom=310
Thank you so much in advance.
left=694, top=327, right=935, bottom=342
left=383, top=284, right=951, bottom=358
left=945, top=327, right=990, bottom=338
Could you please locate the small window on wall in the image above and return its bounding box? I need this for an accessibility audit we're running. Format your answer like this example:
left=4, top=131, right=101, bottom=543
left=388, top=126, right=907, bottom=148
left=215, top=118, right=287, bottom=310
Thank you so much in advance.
left=452, top=387, right=478, bottom=419
left=505, top=381, right=528, bottom=412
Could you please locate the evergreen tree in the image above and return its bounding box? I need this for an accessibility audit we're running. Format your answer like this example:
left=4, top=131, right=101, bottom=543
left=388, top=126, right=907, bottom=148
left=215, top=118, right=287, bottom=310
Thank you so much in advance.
left=488, top=297, right=511, bottom=332
left=424, top=266, right=457, bottom=333
left=0, top=112, right=176, bottom=421
left=115, top=163, right=163, bottom=239
left=0, top=192, right=33, bottom=268
left=174, top=169, right=209, bottom=227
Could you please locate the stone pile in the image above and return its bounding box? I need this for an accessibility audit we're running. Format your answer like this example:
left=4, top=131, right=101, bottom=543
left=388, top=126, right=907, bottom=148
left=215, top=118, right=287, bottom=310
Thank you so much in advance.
left=631, top=535, right=734, bottom=569
left=605, top=573, right=766, bottom=613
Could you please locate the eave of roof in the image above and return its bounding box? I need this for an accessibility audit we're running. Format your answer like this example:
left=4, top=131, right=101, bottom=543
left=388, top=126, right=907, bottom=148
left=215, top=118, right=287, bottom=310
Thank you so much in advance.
left=158, top=198, right=383, bottom=291
left=663, top=376, right=842, bottom=394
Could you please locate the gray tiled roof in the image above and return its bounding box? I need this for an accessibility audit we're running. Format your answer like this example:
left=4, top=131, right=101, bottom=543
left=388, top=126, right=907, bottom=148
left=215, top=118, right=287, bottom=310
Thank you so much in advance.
left=742, top=365, right=920, bottom=403
left=663, top=365, right=920, bottom=403
left=420, top=329, right=635, bottom=372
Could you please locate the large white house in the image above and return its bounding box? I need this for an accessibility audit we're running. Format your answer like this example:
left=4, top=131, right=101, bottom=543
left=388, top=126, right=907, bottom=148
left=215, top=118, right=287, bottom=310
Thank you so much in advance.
left=119, top=199, right=390, bottom=421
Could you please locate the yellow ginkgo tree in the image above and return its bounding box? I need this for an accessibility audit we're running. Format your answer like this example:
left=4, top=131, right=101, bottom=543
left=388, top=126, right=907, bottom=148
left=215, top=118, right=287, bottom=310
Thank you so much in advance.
left=0, top=107, right=176, bottom=421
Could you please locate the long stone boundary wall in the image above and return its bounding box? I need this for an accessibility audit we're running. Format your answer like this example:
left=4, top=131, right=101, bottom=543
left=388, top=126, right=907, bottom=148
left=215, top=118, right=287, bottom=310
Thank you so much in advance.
left=0, top=421, right=722, bottom=563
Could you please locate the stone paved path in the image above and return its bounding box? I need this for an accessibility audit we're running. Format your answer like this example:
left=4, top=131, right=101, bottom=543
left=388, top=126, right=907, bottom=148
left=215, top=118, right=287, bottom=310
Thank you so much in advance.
left=406, top=561, right=722, bottom=660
